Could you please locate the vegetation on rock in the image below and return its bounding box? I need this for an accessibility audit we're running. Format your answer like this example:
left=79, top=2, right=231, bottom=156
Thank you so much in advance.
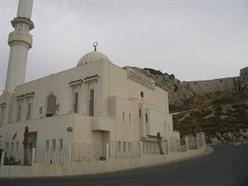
left=172, top=92, right=248, bottom=143
left=132, top=66, right=248, bottom=143
left=143, top=68, right=164, bottom=76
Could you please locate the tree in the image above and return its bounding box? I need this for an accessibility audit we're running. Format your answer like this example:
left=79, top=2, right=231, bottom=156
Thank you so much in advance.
left=169, top=74, right=175, bottom=79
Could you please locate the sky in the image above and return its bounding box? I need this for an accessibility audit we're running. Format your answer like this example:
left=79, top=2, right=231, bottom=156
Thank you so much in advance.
left=0, top=0, right=248, bottom=92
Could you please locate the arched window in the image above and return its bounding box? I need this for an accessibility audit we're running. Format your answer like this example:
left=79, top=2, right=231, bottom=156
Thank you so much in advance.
left=73, top=92, right=79, bottom=113
left=89, top=89, right=94, bottom=116
left=46, top=94, right=56, bottom=117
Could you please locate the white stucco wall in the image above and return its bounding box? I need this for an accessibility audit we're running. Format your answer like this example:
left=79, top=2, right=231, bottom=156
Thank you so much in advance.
left=0, top=58, right=178, bottom=163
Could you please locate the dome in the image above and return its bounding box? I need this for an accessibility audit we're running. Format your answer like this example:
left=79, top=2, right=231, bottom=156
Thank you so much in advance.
left=77, top=51, right=111, bottom=66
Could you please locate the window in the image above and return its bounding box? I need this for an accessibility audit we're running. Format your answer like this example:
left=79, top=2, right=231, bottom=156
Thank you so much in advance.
left=0, top=105, right=6, bottom=126
left=139, top=109, right=142, bottom=118
left=11, top=142, right=14, bottom=152
left=129, top=113, right=131, bottom=124
left=145, top=113, right=148, bottom=122
left=122, top=112, right=125, bottom=122
left=118, top=141, right=121, bottom=152
left=17, top=105, right=22, bottom=121
left=26, top=102, right=31, bottom=120
left=16, top=142, right=19, bottom=151
left=123, top=141, right=126, bottom=152
left=74, top=92, right=79, bottom=113
left=46, top=94, right=56, bottom=117
left=140, top=91, right=144, bottom=98
left=59, top=138, right=63, bottom=151
left=89, top=89, right=94, bottom=116
left=128, top=142, right=131, bottom=152
left=45, top=140, right=49, bottom=151
left=52, top=139, right=56, bottom=151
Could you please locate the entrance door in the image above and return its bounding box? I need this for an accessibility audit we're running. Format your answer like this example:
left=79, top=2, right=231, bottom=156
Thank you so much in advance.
left=28, top=132, right=37, bottom=148
left=101, top=131, right=110, bottom=159
left=27, top=132, right=37, bottom=164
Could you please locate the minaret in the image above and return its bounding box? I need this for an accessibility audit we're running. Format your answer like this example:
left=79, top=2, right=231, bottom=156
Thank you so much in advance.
left=5, top=0, right=34, bottom=92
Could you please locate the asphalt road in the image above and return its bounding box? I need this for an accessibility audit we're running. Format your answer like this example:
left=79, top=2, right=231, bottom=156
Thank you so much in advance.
left=1, top=144, right=247, bottom=186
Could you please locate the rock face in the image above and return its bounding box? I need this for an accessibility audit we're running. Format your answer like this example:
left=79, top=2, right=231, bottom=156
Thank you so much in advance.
left=173, top=101, right=248, bottom=143
left=127, top=66, right=248, bottom=143
left=209, top=129, right=248, bottom=144
left=240, top=67, right=248, bottom=92
left=129, top=66, right=248, bottom=106
left=129, top=67, right=193, bottom=105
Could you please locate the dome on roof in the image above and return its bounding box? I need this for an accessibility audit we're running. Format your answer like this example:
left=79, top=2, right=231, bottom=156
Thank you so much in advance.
left=77, top=51, right=111, bottom=66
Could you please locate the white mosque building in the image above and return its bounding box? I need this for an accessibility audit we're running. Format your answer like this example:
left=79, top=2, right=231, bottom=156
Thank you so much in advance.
left=0, top=0, right=205, bottom=177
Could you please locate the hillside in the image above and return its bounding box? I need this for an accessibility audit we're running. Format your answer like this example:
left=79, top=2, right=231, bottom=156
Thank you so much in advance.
left=130, top=66, right=247, bottom=106
left=130, top=67, right=193, bottom=105
left=173, top=92, right=248, bottom=143
left=130, top=66, right=248, bottom=143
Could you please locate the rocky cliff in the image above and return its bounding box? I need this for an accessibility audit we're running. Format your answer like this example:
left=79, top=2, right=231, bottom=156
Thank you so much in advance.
left=129, top=67, right=193, bottom=105
left=129, top=66, right=248, bottom=106
left=129, top=66, right=248, bottom=143
left=172, top=93, right=248, bottom=143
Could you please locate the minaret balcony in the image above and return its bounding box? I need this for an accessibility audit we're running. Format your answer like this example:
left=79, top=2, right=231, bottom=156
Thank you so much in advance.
left=11, top=17, right=34, bottom=30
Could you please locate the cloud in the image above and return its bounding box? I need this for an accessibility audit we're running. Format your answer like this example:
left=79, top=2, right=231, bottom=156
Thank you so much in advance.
left=1, top=0, right=248, bottom=92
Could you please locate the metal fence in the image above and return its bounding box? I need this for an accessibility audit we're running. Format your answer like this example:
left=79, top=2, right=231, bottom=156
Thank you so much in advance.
left=109, top=141, right=140, bottom=159
left=1, top=134, right=206, bottom=166
left=35, top=146, right=70, bottom=164
left=169, top=137, right=181, bottom=152
left=143, top=141, right=160, bottom=155
left=71, top=143, right=103, bottom=161
left=181, top=132, right=206, bottom=151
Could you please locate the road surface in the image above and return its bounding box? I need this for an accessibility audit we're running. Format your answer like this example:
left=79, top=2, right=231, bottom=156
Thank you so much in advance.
left=0, top=144, right=247, bottom=186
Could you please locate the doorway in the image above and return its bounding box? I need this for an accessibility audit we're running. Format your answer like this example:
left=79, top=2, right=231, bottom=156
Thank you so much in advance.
left=27, top=132, right=37, bottom=165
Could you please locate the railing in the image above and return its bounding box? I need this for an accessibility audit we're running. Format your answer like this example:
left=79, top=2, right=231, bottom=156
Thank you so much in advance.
left=187, top=132, right=206, bottom=150
left=35, top=146, right=70, bottom=164
left=142, top=141, right=161, bottom=155
left=71, top=143, right=103, bottom=161
left=169, top=137, right=181, bottom=152
left=109, top=141, right=140, bottom=159
left=0, top=134, right=206, bottom=166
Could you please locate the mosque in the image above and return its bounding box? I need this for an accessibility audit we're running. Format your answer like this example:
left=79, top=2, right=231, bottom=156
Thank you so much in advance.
left=0, top=0, right=189, bottom=171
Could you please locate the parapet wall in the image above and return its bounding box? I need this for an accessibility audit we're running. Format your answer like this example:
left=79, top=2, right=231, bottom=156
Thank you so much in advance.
left=183, top=77, right=240, bottom=96
left=240, top=67, right=248, bottom=90
left=181, top=67, right=248, bottom=97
